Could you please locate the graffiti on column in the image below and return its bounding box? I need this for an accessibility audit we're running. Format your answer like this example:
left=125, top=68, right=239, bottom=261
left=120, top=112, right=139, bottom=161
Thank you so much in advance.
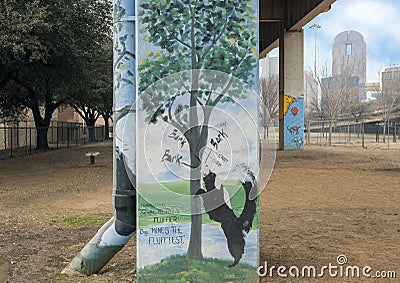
left=283, top=95, right=305, bottom=149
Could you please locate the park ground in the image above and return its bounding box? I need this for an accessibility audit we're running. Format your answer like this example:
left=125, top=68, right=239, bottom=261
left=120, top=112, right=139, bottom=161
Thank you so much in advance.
left=0, top=141, right=399, bottom=282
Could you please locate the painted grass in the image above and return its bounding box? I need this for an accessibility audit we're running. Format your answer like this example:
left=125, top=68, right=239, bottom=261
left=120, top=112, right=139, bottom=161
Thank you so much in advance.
left=138, top=180, right=259, bottom=228
left=137, top=255, right=258, bottom=283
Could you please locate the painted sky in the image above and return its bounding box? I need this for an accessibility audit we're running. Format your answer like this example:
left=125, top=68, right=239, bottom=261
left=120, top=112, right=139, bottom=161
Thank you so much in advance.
left=303, top=0, right=400, bottom=82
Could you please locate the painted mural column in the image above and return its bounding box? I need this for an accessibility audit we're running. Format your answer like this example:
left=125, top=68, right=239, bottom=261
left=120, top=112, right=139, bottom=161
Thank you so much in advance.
left=62, top=0, right=136, bottom=275
left=279, top=30, right=305, bottom=150
left=136, top=0, right=260, bottom=282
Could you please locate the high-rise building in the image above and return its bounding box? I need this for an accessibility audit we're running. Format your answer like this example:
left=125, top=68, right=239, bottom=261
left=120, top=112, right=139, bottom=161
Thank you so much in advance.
left=260, top=53, right=279, bottom=78
left=381, top=66, right=400, bottom=103
left=332, top=31, right=366, bottom=99
left=381, top=66, right=400, bottom=85
left=321, top=31, right=367, bottom=101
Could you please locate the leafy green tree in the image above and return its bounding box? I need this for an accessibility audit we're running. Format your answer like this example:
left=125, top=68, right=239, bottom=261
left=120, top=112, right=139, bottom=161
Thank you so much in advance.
left=0, top=0, right=49, bottom=129
left=70, top=42, right=113, bottom=142
left=0, top=0, right=111, bottom=149
left=138, top=0, right=257, bottom=259
left=62, top=1, right=133, bottom=275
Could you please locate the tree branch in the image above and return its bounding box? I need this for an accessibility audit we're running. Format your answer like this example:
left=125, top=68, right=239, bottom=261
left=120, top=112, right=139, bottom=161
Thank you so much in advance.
left=113, top=45, right=135, bottom=70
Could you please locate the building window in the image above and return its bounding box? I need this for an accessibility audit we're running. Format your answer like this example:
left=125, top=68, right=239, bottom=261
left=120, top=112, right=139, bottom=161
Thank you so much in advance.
left=346, top=43, right=352, bottom=56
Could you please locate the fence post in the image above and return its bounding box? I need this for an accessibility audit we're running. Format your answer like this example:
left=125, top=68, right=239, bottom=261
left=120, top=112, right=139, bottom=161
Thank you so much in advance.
left=67, top=126, right=70, bottom=148
left=25, top=121, right=28, bottom=147
left=362, top=121, right=365, bottom=149
left=16, top=122, right=19, bottom=148
left=393, top=122, right=397, bottom=143
left=10, top=126, right=13, bottom=158
left=387, top=120, right=390, bottom=149
left=347, top=123, right=350, bottom=143
left=29, top=128, right=32, bottom=155
left=3, top=122, right=6, bottom=158
left=76, top=126, right=78, bottom=146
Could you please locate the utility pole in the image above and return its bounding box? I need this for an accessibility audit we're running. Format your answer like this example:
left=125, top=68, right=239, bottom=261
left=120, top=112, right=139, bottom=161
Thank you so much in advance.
left=309, top=23, right=321, bottom=77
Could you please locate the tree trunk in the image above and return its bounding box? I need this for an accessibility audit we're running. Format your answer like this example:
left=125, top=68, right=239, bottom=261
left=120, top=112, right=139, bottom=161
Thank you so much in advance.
left=103, top=115, right=111, bottom=140
left=186, top=145, right=203, bottom=260
left=187, top=178, right=203, bottom=260
left=83, top=117, right=97, bottom=143
left=383, top=121, right=386, bottom=143
left=30, top=103, right=52, bottom=150
left=36, top=126, right=49, bottom=150
left=88, top=126, right=96, bottom=143
left=33, top=116, right=50, bottom=151
left=263, top=126, right=266, bottom=140
left=361, top=121, right=365, bottom=149
left=376, top=124, right=380, bottom=143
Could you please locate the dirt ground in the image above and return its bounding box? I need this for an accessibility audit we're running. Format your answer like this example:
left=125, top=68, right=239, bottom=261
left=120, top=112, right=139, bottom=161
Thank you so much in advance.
left=0, top=141, right=399, bottom=282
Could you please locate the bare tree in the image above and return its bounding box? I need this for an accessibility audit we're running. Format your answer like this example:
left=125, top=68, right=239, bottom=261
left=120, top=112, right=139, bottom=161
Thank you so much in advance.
left=346, top=92, right=370, bottom=121
left=260, top=75, right=278, bottom=139
left=376, top=71, right=400, bottom=143
left=309, top=60, right=362, bottom=145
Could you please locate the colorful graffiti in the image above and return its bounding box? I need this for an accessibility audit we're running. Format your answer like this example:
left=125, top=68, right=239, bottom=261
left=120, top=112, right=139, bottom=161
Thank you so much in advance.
left=283, top=95, right=304, bottom=150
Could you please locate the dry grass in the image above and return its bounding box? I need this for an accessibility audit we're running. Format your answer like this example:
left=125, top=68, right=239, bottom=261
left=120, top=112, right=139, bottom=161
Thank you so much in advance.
left=0, top=142, right=399, bottom=282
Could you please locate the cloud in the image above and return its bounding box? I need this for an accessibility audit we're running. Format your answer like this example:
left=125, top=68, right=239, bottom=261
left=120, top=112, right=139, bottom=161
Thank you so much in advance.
left=304, top=0, right=400, bottom=82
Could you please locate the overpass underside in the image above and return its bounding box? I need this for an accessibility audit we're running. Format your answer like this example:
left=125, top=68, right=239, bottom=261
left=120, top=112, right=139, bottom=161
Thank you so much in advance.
left=259, top=0, right=336, bottom=150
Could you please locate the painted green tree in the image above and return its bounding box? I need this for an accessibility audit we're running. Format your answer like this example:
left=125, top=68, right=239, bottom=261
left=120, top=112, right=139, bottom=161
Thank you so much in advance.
left=138, top=0, right=257, bottom=259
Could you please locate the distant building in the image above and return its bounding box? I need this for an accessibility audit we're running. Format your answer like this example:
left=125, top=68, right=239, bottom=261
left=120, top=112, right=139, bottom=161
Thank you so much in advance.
left=321, top=76, right=360, bottom=95
left=332, top=31, right=366, bottom=86
left=381, top=66, right=400, bottom=87
left=58, top=106, right=83, bottom=123
left=260, top=53, right=279, bottom=78
left=365, top=82, right=379, bottom=101
left=322, top=31, right=367, bottom=102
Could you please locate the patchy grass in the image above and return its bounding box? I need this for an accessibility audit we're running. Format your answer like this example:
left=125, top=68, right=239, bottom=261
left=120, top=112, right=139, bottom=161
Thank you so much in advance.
left=62, top=215, right=108, bottom=227
left=138, top=255, right=258, bottom=283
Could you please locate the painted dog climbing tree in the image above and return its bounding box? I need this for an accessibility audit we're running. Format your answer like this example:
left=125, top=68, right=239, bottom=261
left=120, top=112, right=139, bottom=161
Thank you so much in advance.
left=136, top=0, right=260, bottom=282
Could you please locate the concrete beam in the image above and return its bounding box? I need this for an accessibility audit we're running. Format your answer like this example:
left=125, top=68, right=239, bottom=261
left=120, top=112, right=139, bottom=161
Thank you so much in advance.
left=259, top=0, right=336, bottom=56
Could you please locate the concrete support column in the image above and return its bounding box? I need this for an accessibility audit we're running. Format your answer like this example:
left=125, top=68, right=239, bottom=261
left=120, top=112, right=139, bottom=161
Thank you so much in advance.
left=279, top=30, right=305, bottom=150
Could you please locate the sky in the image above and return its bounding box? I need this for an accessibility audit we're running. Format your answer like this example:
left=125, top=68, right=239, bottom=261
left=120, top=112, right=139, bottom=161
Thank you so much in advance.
left=302, top=0, right=400, bottom=82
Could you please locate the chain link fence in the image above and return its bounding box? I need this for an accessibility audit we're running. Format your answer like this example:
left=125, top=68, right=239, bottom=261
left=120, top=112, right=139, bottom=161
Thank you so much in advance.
left=0, top=121, right=108, bottom=159
left=305, top=119, right=400, bottom=149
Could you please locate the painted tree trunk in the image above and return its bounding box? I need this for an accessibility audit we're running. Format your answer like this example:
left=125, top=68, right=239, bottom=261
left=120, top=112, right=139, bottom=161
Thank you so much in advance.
left=136, top=0, right=260, bottom=281
left=62, top=0, right=136, bottom=275
left=186, top=146, right=204, bottom=260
